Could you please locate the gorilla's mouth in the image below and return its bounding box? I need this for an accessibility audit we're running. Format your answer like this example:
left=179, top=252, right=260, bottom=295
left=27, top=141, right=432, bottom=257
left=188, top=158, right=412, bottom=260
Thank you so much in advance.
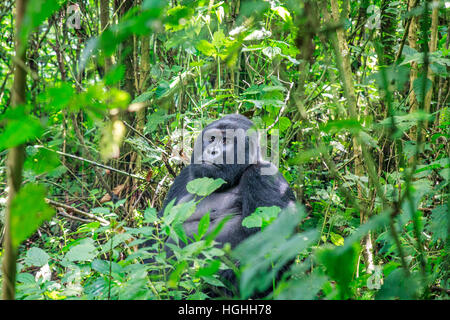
left=201, top=160, right=221, bottom=167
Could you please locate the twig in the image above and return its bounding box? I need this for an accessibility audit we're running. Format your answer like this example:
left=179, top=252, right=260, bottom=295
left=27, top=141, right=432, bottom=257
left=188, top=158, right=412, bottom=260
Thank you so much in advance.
left=45, top=198, right=109, bottom=226
left=57, top=209, right=92, bottom=224
left=123, top=121, right=177, bottom=178
left=36, top=145, right=146, bottom=181
left=267, top=81, right=294, bottom=131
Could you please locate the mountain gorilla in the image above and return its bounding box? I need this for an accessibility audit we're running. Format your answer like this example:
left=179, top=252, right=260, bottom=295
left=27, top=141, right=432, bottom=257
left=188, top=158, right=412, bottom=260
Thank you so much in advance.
left=161, top=114, right=296, bottom=250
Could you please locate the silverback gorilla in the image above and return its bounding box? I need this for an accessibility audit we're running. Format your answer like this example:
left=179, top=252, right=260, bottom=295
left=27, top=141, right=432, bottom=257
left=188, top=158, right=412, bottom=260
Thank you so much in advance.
left=160, top=114, right=296, bottom=250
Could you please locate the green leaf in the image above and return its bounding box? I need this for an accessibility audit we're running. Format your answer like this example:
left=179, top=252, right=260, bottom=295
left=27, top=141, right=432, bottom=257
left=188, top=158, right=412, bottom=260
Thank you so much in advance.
left=196, top=259, right=221, bottom=277
left=65, top=239, right=98, bottom=262
left=242, top=206, right=281, bottom=230
left=24, top=147, right=60, bottom=174
left=205, top=215, right=233, bottom=244
left=10, top=184, right=55, bottom=249
left=376, top=269, right=421, bottom=300
left=143, top=207, right=158, bottom=223
left=104, top=65, right=125, bottom=86
left=91, top=259, right=110, bottom=274
left=196, top=40, right=216, bottom=57
left=41, top=83, right=74, bottom=111
left=165, top=200, right=196, bottom=226
left=25, top=247, right=50, bottom=267
left=279, top=117, right=291, bottom=132
left=234, top=206, right=317, bottom=298
left=316, top=242, right=360, bottom=299
left=173, top=223, right=188, bottom=244
left=321, top=119, right=362, bottom=134
left=168, top=261, right=187, bottom=288
left=196, top=212, right=210, bottom=240
left=413, top=76, right=432, bottom=103
left=186, top=177, right=226, bottom=197
left=428, top=204, right=448, bottom=242
left=276, top=269, right=327, bottom=300
left=212, top=30, right=226, bottom=49
left=330, top=232, right=344, bottom=246
left=0, top=114, right=43, bottom=151
left=201, top=275, right=225, bottom=287
left=165, top=5, right=193, bottom=30
left=20, top=0, right=62, bottom=50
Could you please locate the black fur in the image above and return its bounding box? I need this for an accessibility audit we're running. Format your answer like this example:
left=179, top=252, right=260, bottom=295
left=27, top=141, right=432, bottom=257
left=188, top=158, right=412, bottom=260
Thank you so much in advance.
left=161, top=114, right=295, bottom=243
left=157, top=114, right=296, bottom=296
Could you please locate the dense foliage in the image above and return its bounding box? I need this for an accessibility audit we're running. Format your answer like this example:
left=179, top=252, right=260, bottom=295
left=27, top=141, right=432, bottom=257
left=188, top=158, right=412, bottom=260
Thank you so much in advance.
left=0, top=0, right=448, bottom=300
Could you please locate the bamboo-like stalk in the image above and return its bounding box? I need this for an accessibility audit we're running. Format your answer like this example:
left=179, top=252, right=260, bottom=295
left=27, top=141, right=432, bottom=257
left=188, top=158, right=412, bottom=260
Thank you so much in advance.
left=408, top=0, right=419, bottom=140
left=424, top=4, right=439, bottom=128
left=2, top=0, right=28, bottom=300
left=325, top=0, right=374, bottom=273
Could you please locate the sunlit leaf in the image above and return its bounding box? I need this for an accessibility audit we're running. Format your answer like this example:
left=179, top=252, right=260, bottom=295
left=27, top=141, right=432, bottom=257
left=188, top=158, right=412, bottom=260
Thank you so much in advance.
left=10, top=184, right=55, bottom=249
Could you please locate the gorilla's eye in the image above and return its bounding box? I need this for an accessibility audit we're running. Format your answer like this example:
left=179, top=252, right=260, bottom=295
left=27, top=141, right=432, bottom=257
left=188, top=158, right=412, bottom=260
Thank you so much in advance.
left=209, top=136, right=215, bottom=142
left=222, top=137, right=227, bottom=144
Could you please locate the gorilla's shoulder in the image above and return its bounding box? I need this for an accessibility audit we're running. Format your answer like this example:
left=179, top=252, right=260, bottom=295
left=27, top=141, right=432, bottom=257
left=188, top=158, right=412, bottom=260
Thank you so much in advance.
left=240, top=162, right=296, bottom=211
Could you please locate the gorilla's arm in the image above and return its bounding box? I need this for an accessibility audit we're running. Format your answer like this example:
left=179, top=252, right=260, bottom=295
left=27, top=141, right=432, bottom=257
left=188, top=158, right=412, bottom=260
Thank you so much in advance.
left=240, top=164, right=296, bottom=229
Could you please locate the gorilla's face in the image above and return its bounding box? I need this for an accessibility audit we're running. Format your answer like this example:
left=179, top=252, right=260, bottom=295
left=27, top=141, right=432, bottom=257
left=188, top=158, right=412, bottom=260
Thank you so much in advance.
left=190, top=115, right=259, bottom=187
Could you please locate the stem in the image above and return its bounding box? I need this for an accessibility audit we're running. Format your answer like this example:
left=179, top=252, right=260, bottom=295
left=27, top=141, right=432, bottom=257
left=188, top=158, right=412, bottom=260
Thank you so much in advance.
left=2, top=0, right=28, bottom=300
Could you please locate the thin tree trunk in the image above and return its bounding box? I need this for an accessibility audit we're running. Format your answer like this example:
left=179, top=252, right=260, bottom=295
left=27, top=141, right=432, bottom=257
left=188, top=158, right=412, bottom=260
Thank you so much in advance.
left=326, top=0, right=375, bottom=273
left=2, top=0, right=28, bottom=300
left=100, top=0, right=112, bottom=74
left=424, top=4, right=439, bottom=128
left=408, top=0, right=419, bottom=139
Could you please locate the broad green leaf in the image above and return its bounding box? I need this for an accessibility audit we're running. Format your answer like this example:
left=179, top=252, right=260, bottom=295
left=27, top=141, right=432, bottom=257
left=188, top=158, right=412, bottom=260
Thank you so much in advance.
left=279, top=117, right=291, bottom=132
left=165, top=200, right=196, bottom=226
left=186, top=177, right=226, bottom=197
left=24, top=147, right=59, bottom=174
left=65, top=239, right=98, bottom=262
left=276, top=270, right=327, bottom=300
left=0, top=114, right=43, bottom=151
left=41, top=83, right=74, bottom=111
left=376, top=269, right=421, bottom=300
left=212, top=30, right=226, bottom=49
left=428, top=204, right=448, bottom=242
left=143, top=207, right=158, bottom=223
left=413, top=76, right=432, bottom=103
left=201, top=275, right=225, bottom=287
left=242, top=206, right=281, bottom=230
left=330, top=232, right=344, bottom=246
left=168, top=261, right=187, bottom=287
left=321, top=119, right=362, bottom=134
left=234, top=205, right=315, bottom=298
left=262, top=46, right=281, bottom=59
left=10, top=184, right=55, bottom=249
left=173, top=223, right=188, bottom=244
left=25, top=247, right=50, bottom=267
left=316, top=242, right=360, bottom=299
left=196, top=40, right=215, bottom=57
left=104, top=65, right=125, bottom=86
left=195, top=259, right=221, bottom=277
